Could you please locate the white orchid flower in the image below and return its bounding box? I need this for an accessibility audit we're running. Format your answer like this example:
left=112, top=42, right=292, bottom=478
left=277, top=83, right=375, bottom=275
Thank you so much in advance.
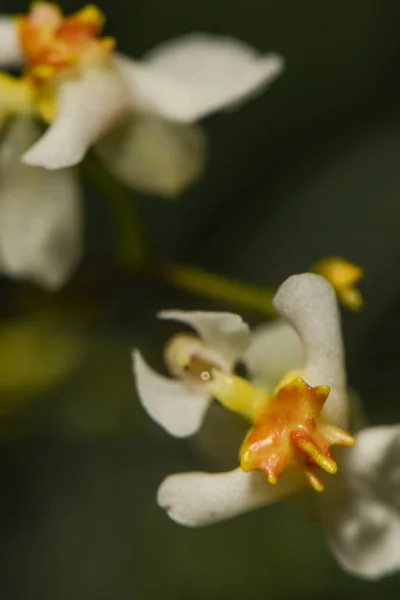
left=0, top=3, right=285, bottom=197
left=133, top=311, right=251, bottom=437
left=0, top=70, right=82, bottom=289
left=149, top=273, right=400, bottom=580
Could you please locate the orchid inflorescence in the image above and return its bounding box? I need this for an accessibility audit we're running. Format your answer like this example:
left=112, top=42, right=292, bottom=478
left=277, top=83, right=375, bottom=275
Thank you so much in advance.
left=1, top=2, right=396, bottom=586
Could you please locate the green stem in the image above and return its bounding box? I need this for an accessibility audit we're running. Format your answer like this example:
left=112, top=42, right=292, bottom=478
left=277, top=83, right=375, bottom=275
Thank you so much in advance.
left=161, top=263, right=277, bottom=318
left=81, top=154, right=150, bottom=269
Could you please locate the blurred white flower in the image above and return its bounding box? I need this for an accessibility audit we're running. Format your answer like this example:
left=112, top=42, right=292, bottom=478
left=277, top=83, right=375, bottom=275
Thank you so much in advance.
left=0, top=3, right=285, bottom=197
left=141, top=274, right=400, bottom=580
left=0, top=72, right=82, bottom=289
left=133, top=311, right=251, bottom=437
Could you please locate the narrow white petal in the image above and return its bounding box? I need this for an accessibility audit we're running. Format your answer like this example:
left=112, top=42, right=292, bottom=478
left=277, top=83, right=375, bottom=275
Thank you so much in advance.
left=158, top=310, right=251, bottom=366
left=0, top=17, right=23, bottom=67
left=133, top=350, right=211, bottom=437
left=243, top=320, right=304, bottom=389
left=158, top=467, right=302, bottom=527
left=23, top=63, right=131, bottom=169
left=96, top=115, right=206, bottom=197
left=0, top=118, right=82, bottom=289
left=115, top=35, right=284, bottom=123
left=321, top=425, right=400, bottom=579
left=273, top=274, right=347, bottom=428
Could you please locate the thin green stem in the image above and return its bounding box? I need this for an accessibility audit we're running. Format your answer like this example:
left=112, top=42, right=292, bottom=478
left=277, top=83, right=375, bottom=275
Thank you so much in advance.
left=81, top=153, right=150, bottom=269
left=161, top=263, right=277, bottom=318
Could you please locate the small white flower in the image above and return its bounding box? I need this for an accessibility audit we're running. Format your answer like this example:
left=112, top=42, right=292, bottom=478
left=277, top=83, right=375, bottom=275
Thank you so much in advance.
left=133, top=311, right=251, bottom=437
left=0, top=77, right=82, bottom=289
left=1, top=3, right=285, bottom=197
left=149, top=274, right=400, bottom=580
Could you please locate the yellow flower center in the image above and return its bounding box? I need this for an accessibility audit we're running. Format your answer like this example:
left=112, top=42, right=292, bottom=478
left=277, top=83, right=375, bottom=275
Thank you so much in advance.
left=210, top=374, right=355, bottom=492
left=16, top=2, right=115, bottom=88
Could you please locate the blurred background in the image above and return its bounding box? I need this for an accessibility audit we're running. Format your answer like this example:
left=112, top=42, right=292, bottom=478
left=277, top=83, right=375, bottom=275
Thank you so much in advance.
left=1, top=0, right=400, bottom=598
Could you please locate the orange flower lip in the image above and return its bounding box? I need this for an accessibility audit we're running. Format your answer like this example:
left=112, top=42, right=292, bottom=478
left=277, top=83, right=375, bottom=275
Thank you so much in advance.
left=240, top=377, right=355, bottom=491
left=16, top=3, right=115, bottom=87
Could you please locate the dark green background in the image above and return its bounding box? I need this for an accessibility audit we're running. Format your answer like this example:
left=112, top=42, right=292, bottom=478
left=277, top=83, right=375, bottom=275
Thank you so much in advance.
left=1, top=1, right=400, bottom=598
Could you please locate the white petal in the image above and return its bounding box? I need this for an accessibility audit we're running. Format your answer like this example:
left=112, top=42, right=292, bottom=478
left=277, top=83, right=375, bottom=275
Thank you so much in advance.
left=114, top=35, right=284, bottom=123
left=273, top=274, right=347, bottom=428
left=158, top=467, right=302, bottom=527
left=243, top=320, right=304, bottom=389
left=0, top=118, right=82, bottom=289
left=158, top=310, right=251, bottom=367
left=132, top=350, right=211, bottom=437
left=321, top=425, right=400, bottom=579
left=0, top=17, right=23, bottom=67
left=23, top=63, right=131, bottom=169
left=96, top=115, right=206, bottom=197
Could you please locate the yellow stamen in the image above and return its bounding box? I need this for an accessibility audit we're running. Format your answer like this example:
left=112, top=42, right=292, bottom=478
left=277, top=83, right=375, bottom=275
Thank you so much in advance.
left=304, top=468, right=325, bottom=492
left=293, top=437, right=337, bottom=474
left=320, top=424, right=356, bottom=447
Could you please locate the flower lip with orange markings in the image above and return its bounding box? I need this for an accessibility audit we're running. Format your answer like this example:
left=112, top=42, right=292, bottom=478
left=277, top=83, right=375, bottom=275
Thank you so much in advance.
left=240, top=377, right=355, bottom=491
left=16, top=2, right=115, bottom=87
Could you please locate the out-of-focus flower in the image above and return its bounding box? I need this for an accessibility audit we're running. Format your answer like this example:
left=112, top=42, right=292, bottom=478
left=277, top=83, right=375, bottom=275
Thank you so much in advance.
left=0, top=2, right=285, bottom=197
left=141, top=274, right=400, bottom=580
left=133, top=311, right=251, bottom=437
left=313, top=257, right=364, bottom=311
left=0, top=313, right=87, bottom=400
left=0, top=73, right=82, bottom=289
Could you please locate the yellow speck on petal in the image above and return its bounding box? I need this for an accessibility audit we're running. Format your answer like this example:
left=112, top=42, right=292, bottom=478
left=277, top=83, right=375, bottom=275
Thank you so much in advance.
left=312, top=257, right=364, bottom=311
left=239, top=377, right=355, bottom=491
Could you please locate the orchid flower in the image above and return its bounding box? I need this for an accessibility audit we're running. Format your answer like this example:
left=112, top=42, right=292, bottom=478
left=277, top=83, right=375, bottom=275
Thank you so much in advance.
left=133, top=311, right=251, bottom=437
left=0, top=3, right=284, bottom=197
left=135, top=273, right=400, bottom=580
left=0, top=73, right=82, bottom=288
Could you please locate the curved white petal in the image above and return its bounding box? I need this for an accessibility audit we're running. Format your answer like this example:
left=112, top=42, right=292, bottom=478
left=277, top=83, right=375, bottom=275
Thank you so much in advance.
left=321, top=425, right=400, bottom=579
left=158, top=467, right=302, bottom=527
left=133, top=350, right=211, bottom=437
left=0, top=118, right=82, bottom=289
left=0, top=17, right=23, bottom=67
left=158, top=310, right=251, bottom=367
left=96, top=115, right=206, bottom=197
left=114, top=35, right=284, bottom=123
left=243, top=320, right=304, bottom=389
left=273, top=274, right=347, bottom=428
left=23, top=63, right=131, bottom=169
